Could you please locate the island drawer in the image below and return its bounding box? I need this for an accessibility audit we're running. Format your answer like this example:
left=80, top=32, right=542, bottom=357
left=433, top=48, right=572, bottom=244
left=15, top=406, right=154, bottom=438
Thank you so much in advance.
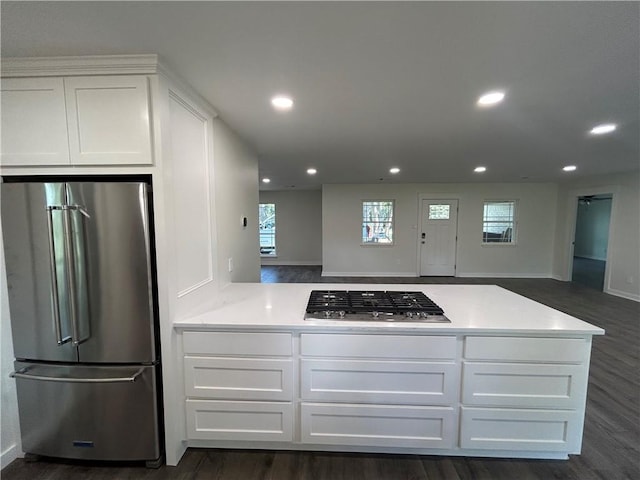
left=464, top=336, right=589, bottom=363
left=186, top=399, right=293, bottom=442
left=301, top=359, right=457, bottom=405
left=462, top=362, right=587, bottom=408
left=300, top=334, right=457, bottom=359
left=183, top=331, right=292, bottom=356
left=184, top=356, right=294, bottom=401
left=460, top=406, right=581, bottom=453
left=301, top=403, right=455, bottom=449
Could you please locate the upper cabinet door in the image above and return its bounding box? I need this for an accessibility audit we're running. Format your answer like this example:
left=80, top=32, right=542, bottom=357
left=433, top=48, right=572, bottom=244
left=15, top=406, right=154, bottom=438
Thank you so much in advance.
left=64, top=76, right=152, bottom=165
left=0, top=77, right=71, bottom=166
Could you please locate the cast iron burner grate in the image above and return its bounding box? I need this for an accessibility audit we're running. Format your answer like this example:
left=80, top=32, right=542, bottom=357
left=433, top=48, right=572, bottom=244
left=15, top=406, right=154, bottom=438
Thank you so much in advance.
left=305, top=290, right=449, bottom=322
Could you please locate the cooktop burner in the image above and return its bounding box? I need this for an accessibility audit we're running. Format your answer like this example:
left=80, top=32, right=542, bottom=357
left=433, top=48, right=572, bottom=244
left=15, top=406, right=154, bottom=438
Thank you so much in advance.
left=304, top=290, right=450, bottom=322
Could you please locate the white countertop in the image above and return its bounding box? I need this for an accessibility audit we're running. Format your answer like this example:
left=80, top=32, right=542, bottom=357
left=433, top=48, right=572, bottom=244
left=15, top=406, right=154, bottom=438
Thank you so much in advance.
left=174, top=283, right=605, bottom=335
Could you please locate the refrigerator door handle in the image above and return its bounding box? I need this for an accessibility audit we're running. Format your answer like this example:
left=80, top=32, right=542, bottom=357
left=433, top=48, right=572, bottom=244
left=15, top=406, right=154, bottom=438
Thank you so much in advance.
left=61, top=205, right=82, bottom=345
left=10, top=366, right=146, bottom=384
left=46, top=206, right=71, bottom=346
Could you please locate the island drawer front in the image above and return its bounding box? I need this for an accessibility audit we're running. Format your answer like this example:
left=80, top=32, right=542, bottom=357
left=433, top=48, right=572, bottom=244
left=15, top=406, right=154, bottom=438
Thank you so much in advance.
left=460, top=407, right=581, bottom=453
left=183, top=331, right=292, bottom=356
left=462, top=362, right=587, bottom=409
left=184, top=356, right=293, bottom=401
left=301, top=403, right=455, bottom=449
left=301, top=334, right=457, bottom=359
left=186, top=399, right=293, bottom=442
left=464, top=337, right=589, bottom=363
left=301, top=359, right=457, bottom=405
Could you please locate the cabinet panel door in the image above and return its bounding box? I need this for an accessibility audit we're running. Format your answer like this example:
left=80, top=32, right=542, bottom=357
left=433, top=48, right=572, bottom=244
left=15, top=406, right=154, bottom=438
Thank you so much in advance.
left=64, top=76, right=152, bottom=165
left=184, top=356, right=293, bottom=401
left=460, top=407, right=582, bottom=453
left=301, top=359, right=457, bottom=405
left=183, top=331, right=292, bottom=356
left=462, top=362, right=587, bottom=409
left=186, top=399, right=293, bottom=442
left=1, top=77, right=70, bottom=166
left=301, top=334, right=456, bottom=360
left=301, top=403, right=455, bottom=449
left=464, top=336, right=588, bottom=363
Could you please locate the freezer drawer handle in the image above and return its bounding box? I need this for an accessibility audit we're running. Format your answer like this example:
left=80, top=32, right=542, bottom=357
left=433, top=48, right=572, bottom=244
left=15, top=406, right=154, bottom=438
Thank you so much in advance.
left=9, top=367, right=146, bottom=384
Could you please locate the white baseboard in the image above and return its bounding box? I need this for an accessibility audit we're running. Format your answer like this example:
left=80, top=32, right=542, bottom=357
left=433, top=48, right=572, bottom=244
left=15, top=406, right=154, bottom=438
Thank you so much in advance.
left=551, top=274, right=566, bottom=281
left=321, top=271, right=417, bottom=277
left=605, top=288, right=640, bottom=302
left=1, top=444, right=21, bottom=470
left=456, top=273, right=552, bottom=279
left=261, top=260, right=322, bottom=266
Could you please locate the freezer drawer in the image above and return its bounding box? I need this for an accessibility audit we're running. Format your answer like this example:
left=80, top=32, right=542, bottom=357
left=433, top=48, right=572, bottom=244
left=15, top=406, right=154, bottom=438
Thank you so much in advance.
left=13, top=362, right=161, bottom=462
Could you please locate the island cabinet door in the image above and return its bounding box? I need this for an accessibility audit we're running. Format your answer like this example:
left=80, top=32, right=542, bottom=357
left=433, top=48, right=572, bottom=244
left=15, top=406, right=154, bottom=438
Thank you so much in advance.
left=301, top=359, right=457, bottom=405
left=460, top=407, right=582, bottom=453
left=184, top=356, right=293, bottom=401
left=301, top=403, right=456, bottom=449
left=186, top=399, right=293, bottom=442
left=462, top=362, right=587, bottom=409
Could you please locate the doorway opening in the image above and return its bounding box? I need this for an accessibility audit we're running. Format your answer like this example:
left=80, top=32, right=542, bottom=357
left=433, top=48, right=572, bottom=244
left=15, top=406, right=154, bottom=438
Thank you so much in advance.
left=571, top=194, right=612, bottom=290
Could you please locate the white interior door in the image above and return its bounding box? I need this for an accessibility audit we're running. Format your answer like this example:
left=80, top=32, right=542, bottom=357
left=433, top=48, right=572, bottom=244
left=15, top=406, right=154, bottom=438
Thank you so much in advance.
left=419, top=199, right=458, bottom=276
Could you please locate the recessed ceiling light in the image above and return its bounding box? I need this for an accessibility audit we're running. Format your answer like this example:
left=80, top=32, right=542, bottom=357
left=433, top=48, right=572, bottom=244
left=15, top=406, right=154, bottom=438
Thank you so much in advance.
left=477, top=91, right=505, bottom=107
left=262, top=177, right=271, bottom=183
left=306, top=168, right=317, bottom=175
left=589, top=123, right=617, bottom=135
left=563, top=165, right=577, bottom=172
left=474, top=166, right=487, bottom=173
left=389, top=167, right=400, bottom=174
left=271, top=95, right=294, bottom=111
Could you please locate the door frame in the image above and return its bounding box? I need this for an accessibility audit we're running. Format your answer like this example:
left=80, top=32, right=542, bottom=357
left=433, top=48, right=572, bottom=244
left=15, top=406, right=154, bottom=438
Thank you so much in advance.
left=564, top=185, right=618, bottom=293
left=417, top=194, right=461, bottom=276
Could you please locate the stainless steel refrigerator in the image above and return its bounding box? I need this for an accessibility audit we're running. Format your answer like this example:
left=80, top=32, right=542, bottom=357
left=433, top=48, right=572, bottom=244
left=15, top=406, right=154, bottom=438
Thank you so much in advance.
left=1, top=177, right=162, bottom=466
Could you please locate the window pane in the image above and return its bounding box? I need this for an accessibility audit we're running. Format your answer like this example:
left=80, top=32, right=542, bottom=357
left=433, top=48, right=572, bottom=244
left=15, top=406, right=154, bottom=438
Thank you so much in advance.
left=428, top=204, right=450, bottom=220
left=362, top=201, right=394, bottom=244
left=482, top=201, right=515, bottom=243
left=259, top=203, right=276, bottom=255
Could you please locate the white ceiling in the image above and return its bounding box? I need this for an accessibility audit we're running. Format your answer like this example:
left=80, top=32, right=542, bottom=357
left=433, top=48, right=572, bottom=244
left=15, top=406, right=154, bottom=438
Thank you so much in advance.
left=2, top=2, right=638, bottom=190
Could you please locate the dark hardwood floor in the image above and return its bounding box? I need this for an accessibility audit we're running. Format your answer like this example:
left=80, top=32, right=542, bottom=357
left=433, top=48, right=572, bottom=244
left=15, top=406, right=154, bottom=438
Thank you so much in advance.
left=3, top=266, right=639, bottom=479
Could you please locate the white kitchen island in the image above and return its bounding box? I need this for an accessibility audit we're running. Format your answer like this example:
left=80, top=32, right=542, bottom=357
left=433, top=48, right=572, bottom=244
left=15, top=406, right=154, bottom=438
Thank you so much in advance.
left=173, top=284, right=604, bottom=461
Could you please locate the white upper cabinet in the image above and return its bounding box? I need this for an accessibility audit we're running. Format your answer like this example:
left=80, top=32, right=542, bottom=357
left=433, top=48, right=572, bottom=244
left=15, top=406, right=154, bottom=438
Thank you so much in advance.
left=1, top=75, right=153, bottom=167
left=64, top=76, right=152, bottom=165
left=0, top=77, right=71, bottom=166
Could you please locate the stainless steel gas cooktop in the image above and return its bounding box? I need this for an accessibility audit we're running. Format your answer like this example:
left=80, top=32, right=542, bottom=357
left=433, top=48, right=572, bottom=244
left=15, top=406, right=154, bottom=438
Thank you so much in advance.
left=304, top=290, right=451, bottom=323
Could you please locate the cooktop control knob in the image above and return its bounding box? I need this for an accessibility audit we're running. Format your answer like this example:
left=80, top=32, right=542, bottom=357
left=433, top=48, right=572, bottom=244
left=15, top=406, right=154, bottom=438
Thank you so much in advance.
left=324, top=311, right=332, bottom=318
left=405, top=312, right=414, bottom=318
left=372, top=311, right=380, bottom=318
left=338, top=311, right=346, bottom=318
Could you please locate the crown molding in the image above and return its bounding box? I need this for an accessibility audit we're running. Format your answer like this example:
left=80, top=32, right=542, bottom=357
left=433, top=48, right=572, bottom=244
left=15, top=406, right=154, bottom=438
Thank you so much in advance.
left=1, top=54, right=159, bottom=77
left=157, top=61, right=219, bottom=118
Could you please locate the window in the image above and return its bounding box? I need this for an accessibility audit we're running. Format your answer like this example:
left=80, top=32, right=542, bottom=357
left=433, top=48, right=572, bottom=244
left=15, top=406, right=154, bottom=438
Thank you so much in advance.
left=428, top=204, right=451, bottom=220
left=259, top=203, right=276, bottom=255
left=362, top=200, right=394, bottom=244
left=482, top=201, right=516, bottom=244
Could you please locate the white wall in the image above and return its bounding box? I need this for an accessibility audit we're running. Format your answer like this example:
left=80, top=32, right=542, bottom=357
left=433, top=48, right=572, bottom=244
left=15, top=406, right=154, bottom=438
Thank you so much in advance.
left=322, top=183, right=558, bottom=277
left=553, top=172, right=640, bottom=301
left=0, top=221, right=21, bottom=469
left=213, top=118, right=260, bottom=284
left=259, top=190, right=322, bottom=265
left=574, top=199, right=612, bottom=260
